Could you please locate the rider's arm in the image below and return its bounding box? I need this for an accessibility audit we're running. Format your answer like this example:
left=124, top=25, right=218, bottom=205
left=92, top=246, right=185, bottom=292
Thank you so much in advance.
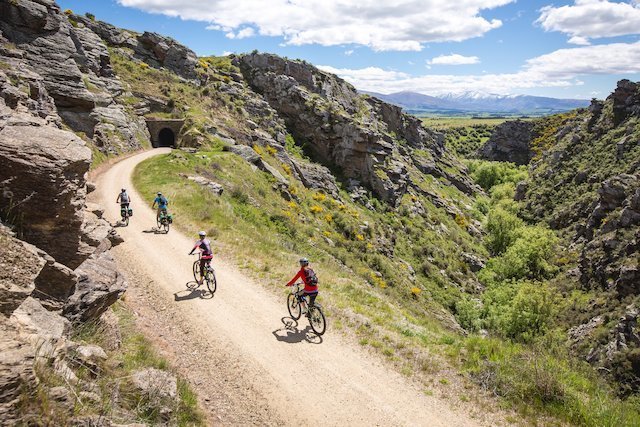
left=188, top=242, right=199, bottom=255
left=286, top=270, right=303, bottom=286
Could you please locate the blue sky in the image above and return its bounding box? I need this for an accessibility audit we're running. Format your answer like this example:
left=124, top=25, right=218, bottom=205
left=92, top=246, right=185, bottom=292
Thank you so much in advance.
left=58, top=0, right=640, bottom=99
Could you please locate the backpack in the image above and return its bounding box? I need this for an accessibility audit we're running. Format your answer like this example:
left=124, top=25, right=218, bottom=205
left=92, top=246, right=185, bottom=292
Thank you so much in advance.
left=304, top=268, right=319, bottom=286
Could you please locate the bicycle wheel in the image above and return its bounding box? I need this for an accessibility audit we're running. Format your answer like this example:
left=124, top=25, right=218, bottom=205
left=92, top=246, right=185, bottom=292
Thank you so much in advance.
left=163, top=221, right=170, bottom=233
left=205, top=268, right=217, bottom=294
left=124, top=215, right=129, bottom=226
left=156, top=215, right=162, bottom=228
left=308, top=305, right=326, bottom=336
left=192, top=260, right=201, bottom=283
left=287, top=294, right=301, bottom=320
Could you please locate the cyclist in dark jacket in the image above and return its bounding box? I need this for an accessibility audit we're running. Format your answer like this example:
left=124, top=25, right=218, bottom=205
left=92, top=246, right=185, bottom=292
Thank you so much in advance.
left=189, top=231, right=213, bottom=285
left=116, top=188, right=130, bottom=210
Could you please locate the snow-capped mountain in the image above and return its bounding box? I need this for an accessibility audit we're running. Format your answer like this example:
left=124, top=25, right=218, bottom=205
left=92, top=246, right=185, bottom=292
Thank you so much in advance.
left=364, top=90, right=590, bottom=116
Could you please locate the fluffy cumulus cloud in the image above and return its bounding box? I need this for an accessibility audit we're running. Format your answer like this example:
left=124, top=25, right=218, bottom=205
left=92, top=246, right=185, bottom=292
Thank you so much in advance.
left=537, top=0, right=640, bottom=43
left=319, top=41, right=640, bottom=94
left=427, top=54, right=480, bottom=65
left=117, top=0, right=513, bottom=51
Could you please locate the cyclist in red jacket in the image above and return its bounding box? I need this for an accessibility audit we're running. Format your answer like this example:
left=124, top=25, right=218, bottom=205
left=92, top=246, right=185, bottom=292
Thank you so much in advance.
left=286, top=257, right=319, bottom=311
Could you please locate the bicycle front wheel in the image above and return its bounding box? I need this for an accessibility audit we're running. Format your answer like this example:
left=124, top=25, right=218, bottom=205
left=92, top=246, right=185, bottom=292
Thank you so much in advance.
left=192, top=260, right=201, bottom=283
left=205, top=268, right=217, bottom=294
left=163, top=221, right=170, bottom=233
left=124, top=215, right=129, bottom=226
left=287, top=294, right=301, bottom=320
left=308, top=306, right=326, bottom=335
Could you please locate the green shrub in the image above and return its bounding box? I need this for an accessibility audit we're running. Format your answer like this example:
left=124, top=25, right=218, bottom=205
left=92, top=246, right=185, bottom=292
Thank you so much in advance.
left=485, top=207, right=524, bottom=255
left=455, top=296, right=483, bottom=331
left=482, top=226, right=558, bottom=284
left=468, top=160, right=528, bottom=192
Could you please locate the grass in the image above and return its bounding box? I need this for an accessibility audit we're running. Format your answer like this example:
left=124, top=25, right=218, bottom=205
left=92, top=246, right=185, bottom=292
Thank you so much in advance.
left=421, top=117, right=518, bottom=129
left=131, top=147, right=640, bottom=426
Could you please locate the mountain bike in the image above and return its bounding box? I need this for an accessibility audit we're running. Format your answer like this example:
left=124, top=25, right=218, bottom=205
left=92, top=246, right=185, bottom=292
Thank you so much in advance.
left=192, top=253, right=217, bottom=294
left=287, top=283, right=326, bottom=335
left=156, top=209, right=172, bottom=233
left=120, top=205, right=132, bottom=226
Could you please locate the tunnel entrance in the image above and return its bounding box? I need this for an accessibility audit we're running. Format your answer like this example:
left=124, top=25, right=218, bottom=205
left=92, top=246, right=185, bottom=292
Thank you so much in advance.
left=146, top=118, right=184, bottom=148
left=158, top=128, right=175, bottom=147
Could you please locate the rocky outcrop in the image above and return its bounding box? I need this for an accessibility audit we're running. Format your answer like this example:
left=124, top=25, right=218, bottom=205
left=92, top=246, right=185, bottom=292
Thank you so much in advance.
left=64, top=252, right=127, bottom=323
left=609, top=79, right=640, bottom=126
left=478, top=120, right=535, bottom=165
left=0, top=1, right=149, bottom=153
left=578, top=174, right=640, bottom=298
left=72, top=15, right=198, bottom=80
left=0, top=104, right=92, bottom=268
left=238, top=53, right=477, bottom=206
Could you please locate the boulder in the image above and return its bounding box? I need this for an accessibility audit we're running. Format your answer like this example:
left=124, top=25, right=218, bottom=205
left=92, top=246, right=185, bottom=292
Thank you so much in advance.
left=63, top=252, right=127, bottom=323
left=291, top=158, right=339, bottom=196
left=131, top=368, right=177, bottom=401
left=32, top=254, right=78, bottom=311
left=11, top=297, right=71, bottom=342
left=0, top=107, right=92, bottom=269
left=71, top=344, right=108, bottom=371
left=187, top=175, right=224, bottom=195
left=0, top=224, right=45, bottom=316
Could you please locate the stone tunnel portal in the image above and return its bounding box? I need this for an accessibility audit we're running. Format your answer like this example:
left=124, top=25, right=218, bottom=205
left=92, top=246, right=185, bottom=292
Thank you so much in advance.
left=146, top=119, right=184, bottom=148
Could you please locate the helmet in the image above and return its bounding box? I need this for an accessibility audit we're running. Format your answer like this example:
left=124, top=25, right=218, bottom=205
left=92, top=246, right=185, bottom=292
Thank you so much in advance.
left=198, top=231, right=206, bottom=237
left=121, top=188, right=126, bottom=192
left=299, top=257, right=309, bottom=266
left=157, top=192, right=162, bottom=196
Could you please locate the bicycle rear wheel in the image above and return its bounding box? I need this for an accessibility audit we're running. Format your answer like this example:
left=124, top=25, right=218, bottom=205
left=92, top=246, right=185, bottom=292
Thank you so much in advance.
left=205, top=268, right=217, bottom=294
left=308, top=305, right=326, bottom=335
left=287, top=294, right=301, bottom=320
left=192, top=260, right=201, bottom=283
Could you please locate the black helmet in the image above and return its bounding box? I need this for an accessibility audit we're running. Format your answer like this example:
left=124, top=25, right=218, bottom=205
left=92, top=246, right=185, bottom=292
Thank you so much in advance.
left=299, top=257, right=309, bottom=266
left=121, top=188, right=126, bottom=192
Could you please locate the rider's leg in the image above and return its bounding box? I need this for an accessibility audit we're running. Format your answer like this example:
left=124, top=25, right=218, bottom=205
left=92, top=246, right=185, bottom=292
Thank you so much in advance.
left=308, top=292, right=317, bottom=307
left=199, top=258, right=207, bottom=284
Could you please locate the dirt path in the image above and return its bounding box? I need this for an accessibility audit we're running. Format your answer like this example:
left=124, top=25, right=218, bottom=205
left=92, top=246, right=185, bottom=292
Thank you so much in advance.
left=94, top=148, right=486, bottom=426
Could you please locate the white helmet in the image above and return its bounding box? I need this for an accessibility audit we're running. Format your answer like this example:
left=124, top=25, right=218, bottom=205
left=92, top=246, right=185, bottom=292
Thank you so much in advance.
left=198, top=231, right=206, bottom=237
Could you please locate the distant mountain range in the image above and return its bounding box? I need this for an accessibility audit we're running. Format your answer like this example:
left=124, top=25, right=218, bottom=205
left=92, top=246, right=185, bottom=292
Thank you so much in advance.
left=363, top=90, right=591, bottom=116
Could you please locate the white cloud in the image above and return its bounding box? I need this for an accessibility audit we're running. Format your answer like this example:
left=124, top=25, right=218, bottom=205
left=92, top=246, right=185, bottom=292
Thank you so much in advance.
left=537, top=0, right=640, bottom=44
left=226, top=27, right=255, bottom=39
left=118, top=0, right=514, bottom=51
left=568, top=36, right=591, bottom=45
left=319, top=41, right=640, bottom=95
left=427, top=53, right=480, bottom=65
left=344, top=50, right=354, bottom=56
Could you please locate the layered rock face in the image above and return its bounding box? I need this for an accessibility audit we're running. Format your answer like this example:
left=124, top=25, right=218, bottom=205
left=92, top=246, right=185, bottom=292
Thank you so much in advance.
left=0, top=104, right=91, bottom=267
left=0, top=0, right=149, bottom=153
left=238, top=53, right=477, bottom=205
left=478, top=120, right=535, bottom=165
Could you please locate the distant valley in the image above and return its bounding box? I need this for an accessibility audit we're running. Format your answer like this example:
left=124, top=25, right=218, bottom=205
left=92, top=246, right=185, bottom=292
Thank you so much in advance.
left=364, top=90, right=591, bottom=117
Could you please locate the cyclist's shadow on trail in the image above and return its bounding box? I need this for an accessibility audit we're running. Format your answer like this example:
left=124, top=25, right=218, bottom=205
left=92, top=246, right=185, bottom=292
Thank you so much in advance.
left=174, top=282, right=214, bottom=301
left=272, top=317, right=322, bottom=344
left=142, top=227, right=168, bottom=234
